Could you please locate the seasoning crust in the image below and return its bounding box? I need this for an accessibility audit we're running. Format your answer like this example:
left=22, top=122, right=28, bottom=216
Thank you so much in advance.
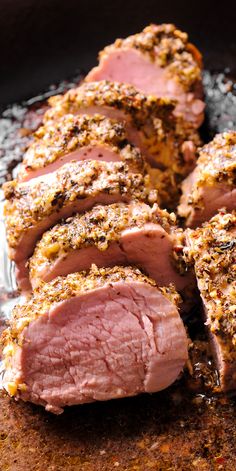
left=185, top=132, right=236, bottom=207
left=186, top=210, right=236, bottom=356
left=19, top=114, right=145, bottom=175
left=46, top=80, right=176, bottom=127
left=29, top=202, right=176, bottom=279
left=4, top=160, right=157, bottom=250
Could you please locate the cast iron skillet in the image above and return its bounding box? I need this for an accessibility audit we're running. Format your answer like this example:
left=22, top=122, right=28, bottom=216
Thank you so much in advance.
left=0, top=2, right=236, bottom=469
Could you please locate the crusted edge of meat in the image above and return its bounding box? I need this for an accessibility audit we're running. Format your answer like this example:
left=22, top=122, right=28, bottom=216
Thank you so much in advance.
left=19, top=113, right=145, bottom=175
left=180, top=131, right=236, bottom=209
left=29, top=202, right=177, bottom=278
left=186, top=209, right=236, bottom=358
left=3, top=160, right=158, bottom=250
left=45, top=80, right=176, bottom=128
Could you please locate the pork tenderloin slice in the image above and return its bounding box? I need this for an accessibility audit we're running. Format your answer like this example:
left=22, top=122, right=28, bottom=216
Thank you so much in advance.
left=44, top=81, right=200, bottom=207
left=4, top=160, right=157, bottom=291
left=86, top=24, right=205, bottom=128
left=186, top=211, right=236, bottom=393
left=29, top=202, right=190, bottom=293
left=45, top=80, right=199, bottom=169
left=1, top=265, right=188, bottom=414
left=178, top=132, right=236, bottom=228
left=18, top=114, right=145, bottom=182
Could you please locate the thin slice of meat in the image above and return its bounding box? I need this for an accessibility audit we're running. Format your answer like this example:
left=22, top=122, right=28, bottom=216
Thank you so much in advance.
left=1, top=265, right=188, bottom=414
left=86, top=24, right=205, bottom=128
left=178, top=132, right=236, bottom=228
left=4, top=160, right=157, bottom=291
left=186, top=210, right=236, bottom=393
left=29, top=202, right=190, bottom=292
left=18, top=114, right=145, bottom=182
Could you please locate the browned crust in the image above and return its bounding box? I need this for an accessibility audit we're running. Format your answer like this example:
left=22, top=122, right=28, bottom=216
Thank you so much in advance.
left=19, top=114, right=145, bottom=176
left=29, top=202, right=177, bottom=280
left=4, top=160, right=157, bottom=250
left=45, top=80, right=176, bottom=127
left=186, top=210, right=236, bottom=359
left=98, top=24, right=202, bottom=89
left=194, top=132, right=236, bottom=186
left=179, top=131, right=236, bottom=211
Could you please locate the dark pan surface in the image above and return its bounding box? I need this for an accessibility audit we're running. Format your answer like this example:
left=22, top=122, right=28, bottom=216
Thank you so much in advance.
left=0, top=2, right=236, bottom=468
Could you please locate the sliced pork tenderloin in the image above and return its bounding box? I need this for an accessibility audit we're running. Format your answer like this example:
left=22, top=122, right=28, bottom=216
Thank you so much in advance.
left=86, top=24, right=205, bottom=128
left=29, top=202, right=190, bottom=292
left=1, top=265, right=188, bottom=414
left=186, top=210, right=236, bottom=393
left=178, top=132, right=236, bottom=228
left=4, top=160, right=157, bottom=291
left=45, top=81, right=177, bottom=158
left=45, top=80, right=199, bottom=169
left=18, top=114, right=145, bottom=182
left=44, top=81, right=200, bottom=207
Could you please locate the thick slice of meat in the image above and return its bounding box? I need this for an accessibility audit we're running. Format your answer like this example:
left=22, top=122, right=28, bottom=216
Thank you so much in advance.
left=29, top=202, right=190, bottom=292
left=186, top=211, right=236, bottom=393
left=4, top=160, right=156, bottom=291
left=86, top=25, right=205, bottom=128
left=178, top=132, right=236, bottom=228
left=18, top=114, right=145, bottom=182
left=1, top=265, right=188, bottom=414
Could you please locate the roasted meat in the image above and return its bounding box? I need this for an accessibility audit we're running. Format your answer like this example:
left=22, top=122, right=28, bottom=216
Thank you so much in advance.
left=29, top=202, right=190, bottom=292
left=18, top=114, right=145, bottom=182
left=186, top=210, right=236, bottom=392
left=4, top=160, right=156, bottom=291
left=20, top=94, right=200, bottom=207
left=1, top=265, right=188, bottom=414
left=86, top=24, right=205, bottom=128
left=178, top=132, right=236, bottom=227
left=45, top=80, right=199, bottom=169
left=44, top=81, right=200, bottom=207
